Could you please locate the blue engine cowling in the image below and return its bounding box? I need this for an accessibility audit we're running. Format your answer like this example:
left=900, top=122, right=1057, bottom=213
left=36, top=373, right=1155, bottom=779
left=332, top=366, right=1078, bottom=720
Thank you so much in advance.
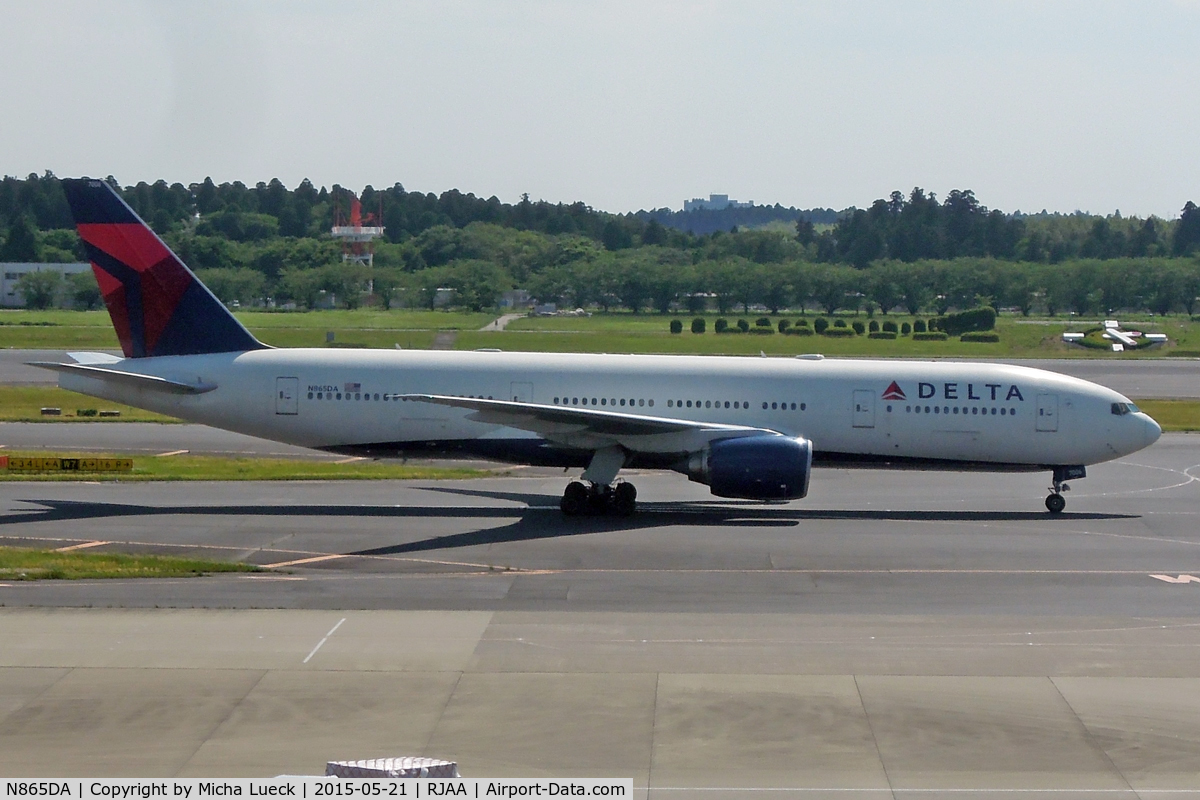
left=686, top=435, right=813, bottom=500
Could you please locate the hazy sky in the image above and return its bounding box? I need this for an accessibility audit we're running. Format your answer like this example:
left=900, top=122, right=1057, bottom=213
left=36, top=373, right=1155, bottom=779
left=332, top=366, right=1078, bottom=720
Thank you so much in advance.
left=3, top=1, right=1198, bottom=216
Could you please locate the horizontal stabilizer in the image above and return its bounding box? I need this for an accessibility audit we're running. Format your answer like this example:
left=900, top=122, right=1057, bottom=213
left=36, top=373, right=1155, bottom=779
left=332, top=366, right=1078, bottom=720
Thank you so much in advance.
left=27, top=361, right=218, bottom=395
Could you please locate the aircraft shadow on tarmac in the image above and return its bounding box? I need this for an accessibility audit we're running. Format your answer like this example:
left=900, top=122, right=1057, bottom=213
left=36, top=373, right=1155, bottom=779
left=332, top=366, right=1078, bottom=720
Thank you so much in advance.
left=1, top=490, right=1137, bottom=557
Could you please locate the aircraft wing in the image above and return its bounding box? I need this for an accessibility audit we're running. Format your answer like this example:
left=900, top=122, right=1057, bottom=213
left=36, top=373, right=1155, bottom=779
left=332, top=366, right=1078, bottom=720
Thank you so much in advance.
left=27, top=361, right=218, bottom=395
left=399, top=394, right=781, bottom=454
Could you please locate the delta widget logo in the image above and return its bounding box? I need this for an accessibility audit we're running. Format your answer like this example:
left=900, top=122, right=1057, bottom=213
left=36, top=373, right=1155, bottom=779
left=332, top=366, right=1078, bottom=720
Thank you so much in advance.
left=882, top=381, right=906, bottom=401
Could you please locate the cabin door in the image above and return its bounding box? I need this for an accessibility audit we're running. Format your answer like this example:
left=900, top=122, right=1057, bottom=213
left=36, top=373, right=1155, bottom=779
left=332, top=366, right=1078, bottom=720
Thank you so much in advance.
left=510, top=382, right=534, bottom=403
left=275, top=377, right=299, bottom=415
left=852, top=389, right=875, bottom=428
left=1036, top=393, right=1058, bottom=432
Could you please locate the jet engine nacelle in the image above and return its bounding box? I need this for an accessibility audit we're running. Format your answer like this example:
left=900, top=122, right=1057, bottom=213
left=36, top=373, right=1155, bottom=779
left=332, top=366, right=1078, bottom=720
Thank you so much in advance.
left=686, top=435, right=813, bottom=500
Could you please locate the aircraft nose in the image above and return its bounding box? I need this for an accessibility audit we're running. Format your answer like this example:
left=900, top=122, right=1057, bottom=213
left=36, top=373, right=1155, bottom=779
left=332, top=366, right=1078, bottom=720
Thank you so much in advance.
left=1143, top=414, right=1162, bottom=447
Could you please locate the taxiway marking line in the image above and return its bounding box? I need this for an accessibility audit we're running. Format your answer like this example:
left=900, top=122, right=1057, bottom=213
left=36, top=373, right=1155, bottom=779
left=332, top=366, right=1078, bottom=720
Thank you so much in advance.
left=53, top=540, right=109, bottom=552
left=332, top=456, right=367, bottom=464
left=154, top=449, right=189, bottom=457
left=264, top=554, right=348, bottom=568
left=303, top=617, right=346, bottom=664
left=1150, top=573, right=1200, bottom=583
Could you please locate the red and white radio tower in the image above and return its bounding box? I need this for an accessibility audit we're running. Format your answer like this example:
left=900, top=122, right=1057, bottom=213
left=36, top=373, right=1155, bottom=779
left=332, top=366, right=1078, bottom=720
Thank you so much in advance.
left=331, top=194, right=384, bottom=267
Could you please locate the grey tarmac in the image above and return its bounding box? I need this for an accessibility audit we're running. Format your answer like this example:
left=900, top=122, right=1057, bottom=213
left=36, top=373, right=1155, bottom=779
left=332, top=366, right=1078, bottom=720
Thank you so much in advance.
left=1, top=435, right=1200, bottom=794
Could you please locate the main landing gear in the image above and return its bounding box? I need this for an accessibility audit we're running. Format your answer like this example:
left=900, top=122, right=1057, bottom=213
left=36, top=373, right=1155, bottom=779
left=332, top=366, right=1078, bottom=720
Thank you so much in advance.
left=560, top=445, right=636, bottom=516
left=1046, top=465, right=1086, bottom=514
left=560, top=480, right=637, bottom=517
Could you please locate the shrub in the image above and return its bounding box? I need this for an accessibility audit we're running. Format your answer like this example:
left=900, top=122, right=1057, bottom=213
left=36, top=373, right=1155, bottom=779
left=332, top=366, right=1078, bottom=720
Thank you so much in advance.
left=755, top=317, right=772, bottom=328
left=691, top=317, right=706, bottom=334
left=900, top=322, right=911, bottom=335
left=913, top=319, right=927, bottom=333
left=868, top=331, right=897, bottom=340
left=777, top=319, right=791, bottom=333
left=823, top=327, right=857, bottom=337
left=714, top=318, right=729, bottom=333
left=912, top=331, right=949, bottom=341
left=852, top=321, right=865, bottom=335
left=834, top=319, right=847, bottom=328
left=882, top=320, right=897, bottom=333
left=749, top=326, right=774, bottom=335
left=670, top=319, right=683, bottom=334
left=795, top=318, right=809, bottom=327
left=960, top=331, right=1000, bottom=343
left=934, top=306, right=997, bottom=336
left=869, top=320, right=880, bottom=333
left=813, top=317, right=829, bottom=334
left=737, top=318, right=750, bottom=333
left=785, top=326, right=813, bottom=336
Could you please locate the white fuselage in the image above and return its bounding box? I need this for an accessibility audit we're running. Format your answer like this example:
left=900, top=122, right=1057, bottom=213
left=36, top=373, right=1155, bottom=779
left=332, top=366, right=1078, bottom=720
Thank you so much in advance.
left=56, top=349, right=1160, bottom=473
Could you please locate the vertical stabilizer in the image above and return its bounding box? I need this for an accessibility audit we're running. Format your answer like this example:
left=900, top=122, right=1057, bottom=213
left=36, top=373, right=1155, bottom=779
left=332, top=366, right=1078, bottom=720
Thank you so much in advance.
left=61, top=178, right=265, bottom=358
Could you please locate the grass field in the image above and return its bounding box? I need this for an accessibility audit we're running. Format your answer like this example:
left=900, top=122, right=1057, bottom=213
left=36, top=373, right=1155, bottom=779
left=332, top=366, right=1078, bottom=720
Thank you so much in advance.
left=0, top=546, right=260, bottom=580
left=0, top=386, right=180, bottom=422
left=0, top=309, right=490, bottom=350
left=1131, top=400, right=1200, bottom=432
left=0, top=451, right=493, bottom=481
left=2, top=308, right=1197, bottom=357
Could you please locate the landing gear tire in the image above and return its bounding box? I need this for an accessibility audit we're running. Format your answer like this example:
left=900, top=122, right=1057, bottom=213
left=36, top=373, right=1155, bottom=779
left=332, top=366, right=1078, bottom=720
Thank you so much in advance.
left=560, top=480, right=638, bottom=516
left=1045, top=493, right=1066, bottom=514
left=561, top=481, right=589, bottom=516
left=613, top=482, right=637, bottom=516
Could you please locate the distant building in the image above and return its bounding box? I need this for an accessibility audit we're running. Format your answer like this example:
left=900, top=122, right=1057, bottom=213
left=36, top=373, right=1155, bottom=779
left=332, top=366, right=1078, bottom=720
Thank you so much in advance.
left=1, top=262, right=92, bottom=308
left=683, top=194, right=754, bottom=212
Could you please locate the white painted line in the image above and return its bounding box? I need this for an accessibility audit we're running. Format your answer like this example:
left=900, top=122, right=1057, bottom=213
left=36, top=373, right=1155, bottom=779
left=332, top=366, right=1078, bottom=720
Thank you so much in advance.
left=155, top=449, right=189, bottom=457
left=1150, top=573, right=1200, bottom=584
left=333, top=456, right=367, bottom=464
left=264, top=553, right=348, bottom=569
left=54, top=540, right=110, bottom=552
left=303, top=617, right=346, bottom=664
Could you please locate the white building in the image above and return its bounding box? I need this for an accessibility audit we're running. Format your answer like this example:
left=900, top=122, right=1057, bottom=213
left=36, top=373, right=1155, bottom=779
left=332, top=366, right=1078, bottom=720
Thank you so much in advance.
left=1, top=263, right=92, bottom=308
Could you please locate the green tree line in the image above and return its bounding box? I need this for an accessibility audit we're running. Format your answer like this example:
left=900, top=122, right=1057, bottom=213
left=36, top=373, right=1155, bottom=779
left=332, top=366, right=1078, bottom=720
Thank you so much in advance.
left=2, top=172, right=1198, bottom=316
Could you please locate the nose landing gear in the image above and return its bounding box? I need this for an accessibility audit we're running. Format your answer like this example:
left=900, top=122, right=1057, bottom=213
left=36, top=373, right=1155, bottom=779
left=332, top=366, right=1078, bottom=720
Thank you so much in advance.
left=1045, top=486, right=1067, bottom=514
left=1045, top=465, right=1085, bottom=514
left=560, top=480, right=637, bottom=516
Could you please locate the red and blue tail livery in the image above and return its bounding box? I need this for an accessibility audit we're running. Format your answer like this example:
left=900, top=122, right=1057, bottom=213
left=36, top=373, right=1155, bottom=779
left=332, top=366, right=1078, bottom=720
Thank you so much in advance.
left=61, top=178, right=264, bottom=358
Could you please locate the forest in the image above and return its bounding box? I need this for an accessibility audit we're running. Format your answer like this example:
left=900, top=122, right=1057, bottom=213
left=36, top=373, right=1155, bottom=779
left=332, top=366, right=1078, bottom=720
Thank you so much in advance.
left=2, top=172, right=1198, bottom=316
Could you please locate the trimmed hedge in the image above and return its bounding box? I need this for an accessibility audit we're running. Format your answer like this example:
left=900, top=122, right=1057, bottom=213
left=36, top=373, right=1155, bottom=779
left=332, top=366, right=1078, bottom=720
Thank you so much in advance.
left=900, top=322, right=912, bottom=335
left=813, top=318, right=829, bottom=334
left=691, top=318, right=706, bottom=334
left=852, top=321, right=865, bottom=335
left=777, top=319, right=791, bottom=333
left=960, top=331, right=1000, bottom=343
left=737, top=319, right=750, bottom=332
left=882, top=320, right=897, bottom=333
left=913, top=319, right=927, bottom=333
left=868, top=331, right=898, bottom=340
left=783, top=326, right=814, bottom=336
left=670, top=319, right=683, bottom=334
left=931, top=306, right=997, bottom=336
left=912, top=331, right=949, bottom=341
left=714, top=318, right=729, bottom=333
left=823, top=327, right=857, bottom=337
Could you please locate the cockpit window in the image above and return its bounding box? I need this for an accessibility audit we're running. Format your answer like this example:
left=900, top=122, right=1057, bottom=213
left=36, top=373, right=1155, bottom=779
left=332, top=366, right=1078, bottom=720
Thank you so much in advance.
left=1126, top=402, right=1139, bottom=413
left=1111, top=402, right=1138, bottom=415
